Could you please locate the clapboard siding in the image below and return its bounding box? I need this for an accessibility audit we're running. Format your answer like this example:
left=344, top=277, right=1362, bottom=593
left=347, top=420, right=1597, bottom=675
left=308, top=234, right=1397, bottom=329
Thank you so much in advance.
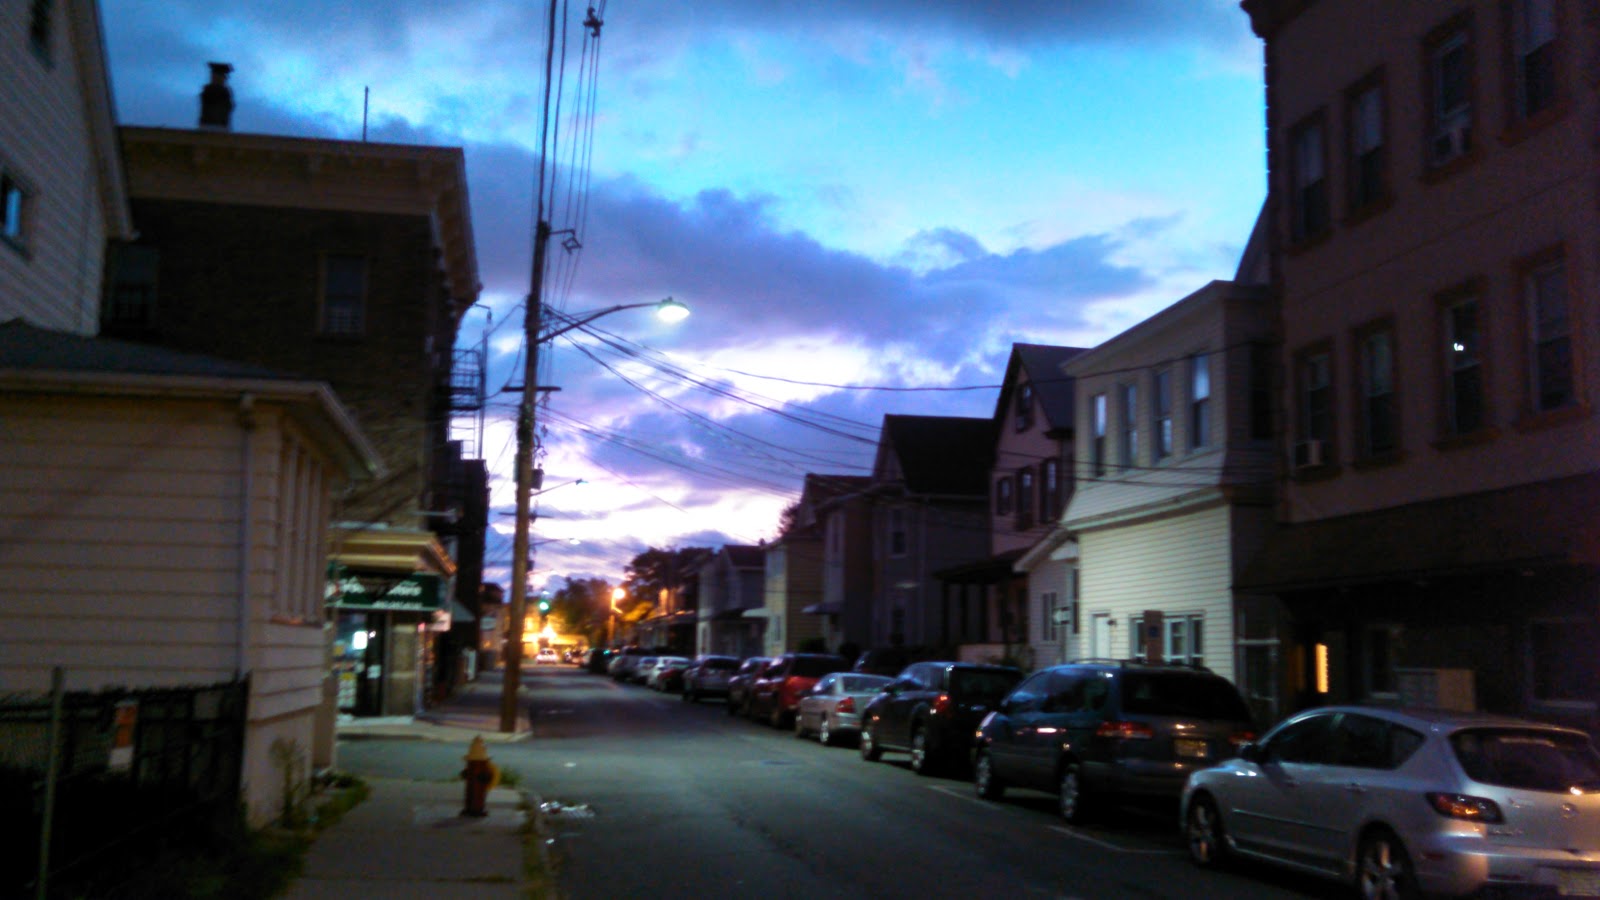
left=1079, top=504, right=1236, bottom=681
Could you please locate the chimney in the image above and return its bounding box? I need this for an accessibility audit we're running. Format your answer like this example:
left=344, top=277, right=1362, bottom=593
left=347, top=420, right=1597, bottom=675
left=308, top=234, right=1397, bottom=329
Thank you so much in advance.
left=199, top=62, right=234, bottom=130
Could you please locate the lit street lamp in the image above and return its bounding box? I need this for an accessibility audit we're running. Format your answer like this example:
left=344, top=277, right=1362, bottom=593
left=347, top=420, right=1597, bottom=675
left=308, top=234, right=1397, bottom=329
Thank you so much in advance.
left=500, top=298, right=688, bottom=732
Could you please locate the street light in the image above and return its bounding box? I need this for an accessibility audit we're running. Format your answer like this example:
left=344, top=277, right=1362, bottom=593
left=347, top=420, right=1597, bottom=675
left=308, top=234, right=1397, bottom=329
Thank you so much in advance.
left=609, top=586, right=625, bottom=648
left=500, top=298, right=688, bottom=732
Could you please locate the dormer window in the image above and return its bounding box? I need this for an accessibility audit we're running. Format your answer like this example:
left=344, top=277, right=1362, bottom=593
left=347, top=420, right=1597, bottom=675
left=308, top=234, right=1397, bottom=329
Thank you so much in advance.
left=1015, top=383, right=1035, bottom=432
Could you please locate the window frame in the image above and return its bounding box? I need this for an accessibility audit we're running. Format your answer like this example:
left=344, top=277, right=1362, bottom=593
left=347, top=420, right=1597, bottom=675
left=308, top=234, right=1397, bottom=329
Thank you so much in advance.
left=888, top=507, right=908, bottom=558
left=317, top=253, right=370, bottom=337
left=1344, top=69, right=1390, bottom=218
left=1165, top=614, right=1204, bottom=667
left=1189, top=353, right=1212, bottom=451
left=1436, top=280, right=1491, bottom=440
left=994, top=476, right=1014, bottom=518
left=1422, top=12, right=1477, bottom=173
left=1505, top=0, right=1561, bottom=125
left=1015, top=382, right=1035, bottom=432
left=1294, top=342, right=1337, bottom=469
left=1518, top=245, right=1576, bottom=418
left=1040, top=458, right=1061, bottom=522
left=1119, top=382, right=1138, bottom=469
left=1015, top=466, right=1035, bottom=530
left=1, top=168, right=30, bottom=250
left=1153, top=369, right=1173, bottom=461
left=1090, top=392, right=1108, bottom=477
left=1353, top=320, right=1400, bottom=460
left=1288, top=110, right=1331, bottom=243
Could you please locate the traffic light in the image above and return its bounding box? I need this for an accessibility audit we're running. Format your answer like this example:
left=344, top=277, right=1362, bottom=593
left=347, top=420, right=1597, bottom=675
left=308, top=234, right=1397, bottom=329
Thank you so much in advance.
left=538, top=598, right=551, bottom=614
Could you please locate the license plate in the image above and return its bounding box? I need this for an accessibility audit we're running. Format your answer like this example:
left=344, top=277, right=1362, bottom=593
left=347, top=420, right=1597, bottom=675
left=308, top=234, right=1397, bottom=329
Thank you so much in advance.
left=1175, top=738, right=1210, bottom=759
left=1556, top=869, right=1600, bottom=897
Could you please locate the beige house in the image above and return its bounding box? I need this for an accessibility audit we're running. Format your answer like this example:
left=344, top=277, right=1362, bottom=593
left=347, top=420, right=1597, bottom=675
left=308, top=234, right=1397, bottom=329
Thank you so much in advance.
left=1240, top=0, right=1599, bottom=730
left=1061, top=275, right=1278, bottom=718
left=0, top=0, right=132, bottom=332
left=0, top=323, right=380, bottom=824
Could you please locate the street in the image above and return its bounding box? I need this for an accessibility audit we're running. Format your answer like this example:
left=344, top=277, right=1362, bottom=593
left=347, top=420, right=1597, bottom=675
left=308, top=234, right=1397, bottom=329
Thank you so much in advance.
left=337, top=667, right=1339, bottom=900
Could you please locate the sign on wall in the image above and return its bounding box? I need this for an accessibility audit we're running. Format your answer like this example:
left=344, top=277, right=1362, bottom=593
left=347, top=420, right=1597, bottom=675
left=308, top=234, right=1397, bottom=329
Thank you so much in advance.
left=329, top=572, right=444, bottom=613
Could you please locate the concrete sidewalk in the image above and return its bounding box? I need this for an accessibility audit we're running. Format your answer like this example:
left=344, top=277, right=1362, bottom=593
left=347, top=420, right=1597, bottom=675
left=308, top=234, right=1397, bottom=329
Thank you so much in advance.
left=281, top=678, right=540, bottom=899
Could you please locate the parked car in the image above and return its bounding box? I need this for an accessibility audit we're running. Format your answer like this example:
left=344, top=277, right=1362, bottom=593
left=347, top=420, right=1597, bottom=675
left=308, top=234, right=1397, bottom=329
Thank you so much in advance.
left=647, top=657, right=691, bottom=692
left=747, top=653, right=850, bottom=728
left=608, top=648, right=653, bottom=682
left=854, top=647, right=915, bottom=677
left=860, top=661, right=1022, bottom=775
left=585, top=648, right=615, bottom=674
left=726, top=657, right=773, bottom=717
left=534, top=648, right=560, bottom=665
left=1183, top=705, right=1600, bottom=899
left=973, top=660, right=1255, bottom=822
left=795, top=672, right=893, bottom=745
left=682, top=655, right=739, bottom=703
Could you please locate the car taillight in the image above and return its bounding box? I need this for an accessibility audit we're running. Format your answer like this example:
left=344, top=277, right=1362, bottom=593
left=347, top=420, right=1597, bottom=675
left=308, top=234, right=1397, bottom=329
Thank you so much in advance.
left=1095, top=720, right=1155, bottom=740
left=931, top=693, right=951, bottom=716
left=836, top=697, right=855, bottom=714
left=1427, top=793, right=1504, bottom=823
left=1228, top=730, right=1256, bottom=750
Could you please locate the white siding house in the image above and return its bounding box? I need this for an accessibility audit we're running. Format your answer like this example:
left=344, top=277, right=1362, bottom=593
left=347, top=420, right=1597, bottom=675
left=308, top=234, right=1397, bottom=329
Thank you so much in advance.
left=1061, top=279, right=1276, bottom=707
left=0, top=0, right=131, bottom=333
left=0, top=324, right=380, bottom=825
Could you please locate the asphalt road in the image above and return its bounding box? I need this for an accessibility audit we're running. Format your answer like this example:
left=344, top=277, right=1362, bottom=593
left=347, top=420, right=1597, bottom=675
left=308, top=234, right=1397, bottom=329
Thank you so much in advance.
left=337, top=667, right=1340, bottom=900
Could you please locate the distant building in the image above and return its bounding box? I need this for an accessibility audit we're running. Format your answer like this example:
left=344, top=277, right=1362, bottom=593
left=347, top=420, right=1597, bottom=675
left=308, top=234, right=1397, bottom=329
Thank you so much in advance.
left=697, top=544, right=767, bottom=657
left=1240, top=0, right=1599, bottom=729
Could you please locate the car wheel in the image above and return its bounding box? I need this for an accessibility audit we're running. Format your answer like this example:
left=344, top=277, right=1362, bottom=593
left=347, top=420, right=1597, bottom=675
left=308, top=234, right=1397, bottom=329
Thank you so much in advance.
left=909, top=725, right=935, bottom=776
left=725, top=694, right=738, bottom=716
left=682, top=687, right=694, bottom=703
left=818, top=717, right=835, bottom=747
left=974, top=749, right=1004, bottom=800
left=1058, top=762, right=1093, bottom=824
left=860, top=723, right=883, bottom=761
left=1185, top=794, right=1229, bottom=868
left=1356, top=829, right=1420, bottom=900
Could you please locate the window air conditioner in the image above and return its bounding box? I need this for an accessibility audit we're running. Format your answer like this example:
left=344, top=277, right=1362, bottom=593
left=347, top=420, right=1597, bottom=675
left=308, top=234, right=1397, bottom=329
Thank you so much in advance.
left=1292, top=439, right=1325, bottom=470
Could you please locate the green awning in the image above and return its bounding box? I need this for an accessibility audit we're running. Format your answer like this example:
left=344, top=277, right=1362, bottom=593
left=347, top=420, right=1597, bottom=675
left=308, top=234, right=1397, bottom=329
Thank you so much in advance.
left=330, top=571, right=444, bottom=612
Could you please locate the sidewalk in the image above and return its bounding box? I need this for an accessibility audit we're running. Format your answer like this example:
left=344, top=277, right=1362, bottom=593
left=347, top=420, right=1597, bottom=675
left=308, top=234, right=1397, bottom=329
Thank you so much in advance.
left=281, top=678, right=540, bottom=899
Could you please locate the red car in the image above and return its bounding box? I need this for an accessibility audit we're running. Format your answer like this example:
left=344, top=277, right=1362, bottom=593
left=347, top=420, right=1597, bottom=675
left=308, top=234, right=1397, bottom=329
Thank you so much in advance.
left=746, top=653, right=849, bottom=729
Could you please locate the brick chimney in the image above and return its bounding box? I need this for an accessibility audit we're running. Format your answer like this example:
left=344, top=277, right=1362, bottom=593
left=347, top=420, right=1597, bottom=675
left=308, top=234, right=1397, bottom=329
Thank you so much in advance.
left=199, top=62, right=234, bottom=130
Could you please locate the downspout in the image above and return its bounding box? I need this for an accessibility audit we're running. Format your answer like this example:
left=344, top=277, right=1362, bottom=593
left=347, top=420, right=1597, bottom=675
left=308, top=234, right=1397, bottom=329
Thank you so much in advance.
left=236, top=393, right=256, bottom=678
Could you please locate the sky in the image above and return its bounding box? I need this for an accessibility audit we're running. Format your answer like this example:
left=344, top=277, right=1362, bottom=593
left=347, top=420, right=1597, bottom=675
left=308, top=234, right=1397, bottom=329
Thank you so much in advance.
left=100, top=0, right=1268, bottom=592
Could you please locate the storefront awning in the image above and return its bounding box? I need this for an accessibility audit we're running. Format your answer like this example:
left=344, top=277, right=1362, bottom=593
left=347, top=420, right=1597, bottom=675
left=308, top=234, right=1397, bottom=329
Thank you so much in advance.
left=1239, top=472, right=1600, bottom=592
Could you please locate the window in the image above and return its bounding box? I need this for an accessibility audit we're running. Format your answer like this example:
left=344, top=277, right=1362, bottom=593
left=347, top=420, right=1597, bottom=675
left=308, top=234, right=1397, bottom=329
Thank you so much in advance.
left=319, top=254, right=368, bottom=335
left=1090, top=393, right=1107, bottom=477
left=1530, top=618, right=1600, bottom=704
left=1119, top=383, right=1137, bottom=469
left=1441, top=292, right=1486, bottom=435
left=1346, top=73, right=1387, bottom=213
left=1041, top=591, right=1059, bottom=643
left=1, top=171, right=26, bottom=245
left=30, top=0, right=52, bottom=60
left=1016, top=467, right=1035, bottom=529
left=1289, top=112, right=1329, bottom=241
left=1015, top=382, right=1034, bottom=432
left=1040, top=458, right=1061, bottom=522
left=1509, top=0, right=1558, bottom=119
left=1525, top=251, right=1573, bottom=413
left=1248, top=342, right=1273, bottom=441
left=105, top=244, right=160, bottom=331
left=1299, top=349, right=1334, bottom=446
left=888, top=508, right=907, bottom=557
left=1189, top=354, right=1211, bottom=450
left=995, top=477, right=1014, bottom=517
left=1425, top=16, right=1474, bottom=167
left=1356, top=326, right=1398, bottom=457
left=1166, top=614, right=1204, bottom=666
left=1153, top=369, right=1173, bottom=460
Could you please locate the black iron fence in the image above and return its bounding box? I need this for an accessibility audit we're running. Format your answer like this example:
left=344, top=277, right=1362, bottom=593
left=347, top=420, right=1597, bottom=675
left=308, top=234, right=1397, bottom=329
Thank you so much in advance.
left=0, top=669, right=249, bottom=898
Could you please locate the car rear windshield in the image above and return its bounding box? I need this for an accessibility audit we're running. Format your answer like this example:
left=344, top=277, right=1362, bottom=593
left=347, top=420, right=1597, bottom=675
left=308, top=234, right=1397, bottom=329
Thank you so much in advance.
left=1118, top=672, right=1253, bottom=721
left=792, top=657, right=847, bottom=678
left=841, top=675, right=891, bottom=693
left=1451, top=728, right=1600, bottom=792
left=949, top=669, right=1023, bottom=703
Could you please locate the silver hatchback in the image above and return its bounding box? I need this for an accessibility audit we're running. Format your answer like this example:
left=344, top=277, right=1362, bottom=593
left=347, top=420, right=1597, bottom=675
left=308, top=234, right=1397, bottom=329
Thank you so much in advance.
left=1182, top=705, right=1600, bottom=898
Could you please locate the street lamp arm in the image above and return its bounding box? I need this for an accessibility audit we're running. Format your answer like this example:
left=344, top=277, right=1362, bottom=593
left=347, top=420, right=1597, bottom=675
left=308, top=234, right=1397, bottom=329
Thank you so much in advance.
left=538, top=297, right=688, bottom=345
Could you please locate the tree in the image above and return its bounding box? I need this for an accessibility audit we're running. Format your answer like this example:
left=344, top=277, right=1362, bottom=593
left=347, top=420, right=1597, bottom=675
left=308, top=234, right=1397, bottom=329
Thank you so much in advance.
left=621, top=546, right=711, bottom=616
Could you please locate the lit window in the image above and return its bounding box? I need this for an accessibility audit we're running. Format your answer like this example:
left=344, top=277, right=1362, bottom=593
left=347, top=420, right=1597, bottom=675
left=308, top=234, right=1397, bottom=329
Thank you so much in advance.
left=1443, top=296, right=1485, bottom=435
left=1, top=172, right=25, bottom=243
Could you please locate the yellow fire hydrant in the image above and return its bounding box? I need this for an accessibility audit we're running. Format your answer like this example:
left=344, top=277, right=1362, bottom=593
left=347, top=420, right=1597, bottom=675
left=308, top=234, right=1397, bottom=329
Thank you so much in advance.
left=460, top=736, right=500, bottom=817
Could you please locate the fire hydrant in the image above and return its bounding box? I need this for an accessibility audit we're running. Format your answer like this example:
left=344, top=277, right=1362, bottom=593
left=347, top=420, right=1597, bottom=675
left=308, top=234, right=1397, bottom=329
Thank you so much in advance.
left=460, top=736, right=499, bottom=817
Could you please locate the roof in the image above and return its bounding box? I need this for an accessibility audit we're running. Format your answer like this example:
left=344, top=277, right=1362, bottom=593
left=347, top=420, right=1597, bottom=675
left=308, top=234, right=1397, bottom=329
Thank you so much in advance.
left=876, top=414, right=992, bottom=496
left=994, top=343, right=1088, bottom=438
left=722, top=544, right=766, bottom=569
left=0, top=318, right=290, bottom=379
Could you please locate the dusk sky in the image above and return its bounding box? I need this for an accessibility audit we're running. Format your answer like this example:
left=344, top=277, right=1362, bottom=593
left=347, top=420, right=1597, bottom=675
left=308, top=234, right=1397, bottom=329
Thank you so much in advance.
left=100, top=1, right=1267, bottom=592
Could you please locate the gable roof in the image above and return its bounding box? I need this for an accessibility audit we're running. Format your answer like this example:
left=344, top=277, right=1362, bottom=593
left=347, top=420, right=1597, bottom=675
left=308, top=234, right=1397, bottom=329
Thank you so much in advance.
left=993, top=343, right=1088, bottom=438
left=723, top=544, right=766, bottom=569
left=875, top=414, right=992, bottom=496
